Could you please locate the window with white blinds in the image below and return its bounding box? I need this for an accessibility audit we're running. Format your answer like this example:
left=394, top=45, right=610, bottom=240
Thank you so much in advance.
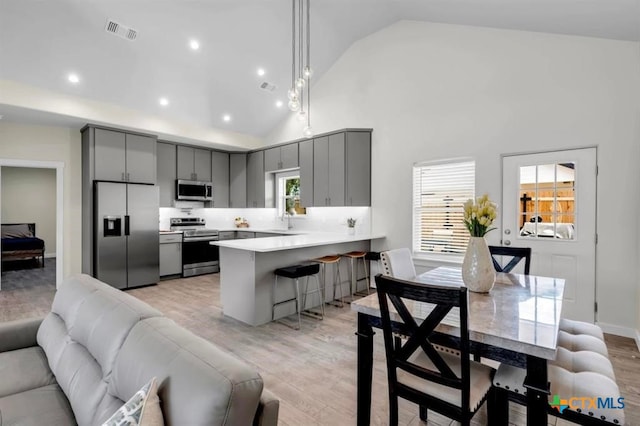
left=412, top=160, right=475, bottom=255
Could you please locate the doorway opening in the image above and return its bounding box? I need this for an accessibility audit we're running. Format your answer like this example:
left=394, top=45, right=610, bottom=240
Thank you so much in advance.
left=0, top=160, right=64, bottom=291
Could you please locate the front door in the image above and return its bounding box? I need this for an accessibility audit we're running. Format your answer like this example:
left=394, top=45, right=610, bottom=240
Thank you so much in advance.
left=502, top=148, right=597, bottom=322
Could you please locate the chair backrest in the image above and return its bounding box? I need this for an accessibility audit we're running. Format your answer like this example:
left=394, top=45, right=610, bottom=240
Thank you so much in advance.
left=488, top=246, right=531, bottom=275
left=375, top=274, right=471, bottom=411
left=380, top=248, right=417, bottom=280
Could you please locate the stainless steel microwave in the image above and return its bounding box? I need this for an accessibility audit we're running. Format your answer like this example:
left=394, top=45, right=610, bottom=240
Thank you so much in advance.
left=176, top=180, right=213, bottom=201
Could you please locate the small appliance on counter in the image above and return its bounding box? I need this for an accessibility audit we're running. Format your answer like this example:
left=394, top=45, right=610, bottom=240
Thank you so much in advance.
left=170, top=217, right=219, bottom=276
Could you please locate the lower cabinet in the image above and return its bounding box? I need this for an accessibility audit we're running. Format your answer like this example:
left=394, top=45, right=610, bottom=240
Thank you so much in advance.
left=160, top=234, right=182, bottom=277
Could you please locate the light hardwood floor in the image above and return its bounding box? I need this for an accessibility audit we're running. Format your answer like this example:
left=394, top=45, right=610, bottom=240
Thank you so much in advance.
left=1, top=274, right=638, bottom=425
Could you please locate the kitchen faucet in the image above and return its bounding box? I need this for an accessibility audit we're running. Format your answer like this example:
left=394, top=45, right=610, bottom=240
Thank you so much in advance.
left=281, top=211, right=293, bottom=230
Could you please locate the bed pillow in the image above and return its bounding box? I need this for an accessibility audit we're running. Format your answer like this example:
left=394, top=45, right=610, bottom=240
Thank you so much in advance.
left=102, top=377, right=164, bottom=426
left=1, top=224, right=34, bottom=239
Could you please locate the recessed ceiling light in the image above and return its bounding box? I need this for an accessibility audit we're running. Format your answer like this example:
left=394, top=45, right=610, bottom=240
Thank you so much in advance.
left=189, top=39, right=200, bottom=50
left=159, top=97, right=169, bottom=106
left=68, top=73, right=80, bottom=84
left=275, top=100, right=283, bottom=108
left=257, top=68, right=265, bottom=76
left=223, top=114, right=231, bottom=122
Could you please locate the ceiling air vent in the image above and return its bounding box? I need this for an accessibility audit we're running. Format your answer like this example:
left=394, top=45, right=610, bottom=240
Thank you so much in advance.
left=105, top=19, right=138, bottom=41
left=259, top=82, right=277, bottom=92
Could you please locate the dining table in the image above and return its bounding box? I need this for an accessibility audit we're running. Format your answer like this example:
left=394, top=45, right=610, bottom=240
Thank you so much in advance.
left=351, top=266, right=565, bottom=426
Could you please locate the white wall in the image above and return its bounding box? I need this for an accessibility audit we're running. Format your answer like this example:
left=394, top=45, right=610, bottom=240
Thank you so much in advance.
left=160, top=206, right=371, bottom=234
left=1, top=167, right=56, bottom=256
left=0, top=122, right=82, bottom=278
left=267, top=21, right=640, bottom=334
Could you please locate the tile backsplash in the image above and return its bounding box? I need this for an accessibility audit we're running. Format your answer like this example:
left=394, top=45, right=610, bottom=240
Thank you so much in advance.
left=159, top=206, right=371, bottom=234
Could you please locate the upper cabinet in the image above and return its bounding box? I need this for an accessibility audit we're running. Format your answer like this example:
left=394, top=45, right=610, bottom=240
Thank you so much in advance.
left=211, top=151, right=230, bottom=208
left=313, top=133, right=345, bottom=207
left=246, top=151, right=265, bottom=208
left=177, top=146, right=211, bottom=181
left=310, top=130, right=371, bottom=207
left=157, top=142, right=177, bottom=207
left=229, top=153, right=247, bottom=208
left=94, top=128, right=156, bottom=184
left=299, top=139, right=314, bottom=208
left=264, top=143, right=299, bottom=172
left=345, top=131, right=371, bottom=206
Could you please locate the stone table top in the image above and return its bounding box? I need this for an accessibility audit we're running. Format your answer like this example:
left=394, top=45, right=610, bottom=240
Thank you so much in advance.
left=352, top=266, right=565, bottom=360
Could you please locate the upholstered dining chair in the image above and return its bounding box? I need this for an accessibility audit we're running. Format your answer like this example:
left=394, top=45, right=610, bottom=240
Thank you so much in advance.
left=488, top=246, right=531, bottom=275
left=380, top=248, right=417, bottom=280
left=375, top=274, right=500, bottom=426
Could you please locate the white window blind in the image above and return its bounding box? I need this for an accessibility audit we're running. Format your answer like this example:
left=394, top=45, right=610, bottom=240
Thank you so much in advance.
left=412, top=160, right=475, bottom=255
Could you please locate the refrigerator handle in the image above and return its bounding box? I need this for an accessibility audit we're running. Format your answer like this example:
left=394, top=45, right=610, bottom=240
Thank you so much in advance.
left=124, top=215, right=130, bottom=236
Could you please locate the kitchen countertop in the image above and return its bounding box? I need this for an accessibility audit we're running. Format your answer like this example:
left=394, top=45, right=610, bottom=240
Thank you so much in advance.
left=216, top=227, right=303, bottom=235
left=212, top=232, right=385, bottom=252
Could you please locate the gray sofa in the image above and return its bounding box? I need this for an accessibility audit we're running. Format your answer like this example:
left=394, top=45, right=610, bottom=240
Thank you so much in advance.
left=0, top=274, right=279, bottom=426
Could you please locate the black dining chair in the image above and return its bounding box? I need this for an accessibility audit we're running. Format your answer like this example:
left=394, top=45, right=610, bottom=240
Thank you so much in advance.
left=488, top=246, right=531, bottom=275
left=375, top=274, right=500, bottom=426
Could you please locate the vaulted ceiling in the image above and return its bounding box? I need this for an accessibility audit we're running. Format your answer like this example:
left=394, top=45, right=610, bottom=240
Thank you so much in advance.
left=1, top=0, right=639, bottom=145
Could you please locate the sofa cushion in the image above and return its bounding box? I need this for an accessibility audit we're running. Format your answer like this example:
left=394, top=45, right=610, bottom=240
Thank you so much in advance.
left=0, top=384, right=76, bottom=426
left=0, top=346, right=56, bottom=398
left=110, top=317, right=264, bottom=426
left=37, top=274, right=163, bottom=426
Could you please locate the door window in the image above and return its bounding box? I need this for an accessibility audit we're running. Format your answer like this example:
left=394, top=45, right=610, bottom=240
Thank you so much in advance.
left=518, top=163, right=575, bottom=240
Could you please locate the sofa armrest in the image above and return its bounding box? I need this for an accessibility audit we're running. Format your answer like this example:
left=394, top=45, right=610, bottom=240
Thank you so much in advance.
left=0, top=317, right=43, bottom=353
left=253, top=388, right=279, bottom=426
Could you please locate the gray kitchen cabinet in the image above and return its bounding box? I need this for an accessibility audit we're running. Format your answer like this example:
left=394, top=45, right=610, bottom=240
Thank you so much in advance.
left=94, top=128, right=156, bottom=184
left=126, top=134, right=157, bottom=184
left=299, top=139, right=314, bottom=208
left=157, top=142, right=177, bottom=207
left=345, top=131, right=371, bottom=206
left=264, top=143, right=299, bottom=172
left=218, top=231, right=236, bottom=240
left=211, top=150, right=229, bottom=208
left=229, top=153, right=247, bottom=208
left=159, top=233, right=182, bottom=277
left=255, top=232, right=277, bottom=238
left=236, top=231, right=255, bottom=239
left=313, top=133, right=345, bottom=206
left=177, top=146, right=211, bottom=181
left=246, top=151, right=265, bottom=208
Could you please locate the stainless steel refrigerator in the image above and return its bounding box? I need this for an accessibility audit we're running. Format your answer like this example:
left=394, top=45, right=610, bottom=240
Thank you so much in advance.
left=94, top=181, right=159, bottom=289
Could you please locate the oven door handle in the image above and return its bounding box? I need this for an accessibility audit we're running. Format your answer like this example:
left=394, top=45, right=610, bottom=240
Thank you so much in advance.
left=183, top=236, right=219, bottom=242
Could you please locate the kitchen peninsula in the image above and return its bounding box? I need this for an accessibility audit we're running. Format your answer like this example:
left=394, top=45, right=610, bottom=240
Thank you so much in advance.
left=214, top=233, right=385, bottom=326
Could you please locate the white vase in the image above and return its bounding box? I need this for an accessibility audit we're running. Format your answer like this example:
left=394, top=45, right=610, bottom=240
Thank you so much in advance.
left=462, top=237, right=496, bottom=293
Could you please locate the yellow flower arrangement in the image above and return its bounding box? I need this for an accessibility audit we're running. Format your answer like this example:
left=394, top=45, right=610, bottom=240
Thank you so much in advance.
left=463, top=194, right=497, bottom=237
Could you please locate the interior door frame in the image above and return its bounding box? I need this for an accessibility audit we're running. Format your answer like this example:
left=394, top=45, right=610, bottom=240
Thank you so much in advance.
left=500, top=145, right=598, bottom=320
left=0, top=159, right=64, bottom=290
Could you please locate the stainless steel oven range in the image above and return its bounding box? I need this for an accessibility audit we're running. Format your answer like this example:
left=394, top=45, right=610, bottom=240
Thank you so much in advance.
left=170, top=217, right=219, bottom=277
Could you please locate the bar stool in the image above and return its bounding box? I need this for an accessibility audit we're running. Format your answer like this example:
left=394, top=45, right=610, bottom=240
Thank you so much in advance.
left=341, top=251, right=370, bottom=301
left=313, top=255, right=345, bottom=308
left=272, top=263, right=323, bottom=330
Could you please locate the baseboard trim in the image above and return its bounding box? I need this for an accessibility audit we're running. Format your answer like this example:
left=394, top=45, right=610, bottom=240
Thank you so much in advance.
left=598, top=322, right=636, bottom=338
left=635, top=329, right=640, bottom=352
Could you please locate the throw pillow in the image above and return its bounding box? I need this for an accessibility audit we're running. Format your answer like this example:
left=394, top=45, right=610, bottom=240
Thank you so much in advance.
left=102, top=377, right=164, bottom=426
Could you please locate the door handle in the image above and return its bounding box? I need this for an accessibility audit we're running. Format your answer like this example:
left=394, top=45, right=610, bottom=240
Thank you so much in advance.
left=121, top=172, right=126, bottom=181
left=124, top=215, right=130, bottom=236
left=504, top=239, right=511, bottom=246
left=504, top=229, right=511, bottom=235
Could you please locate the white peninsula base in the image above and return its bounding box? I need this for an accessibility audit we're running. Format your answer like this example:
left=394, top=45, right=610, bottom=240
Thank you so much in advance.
left=216, top=234, right=384, bottom=326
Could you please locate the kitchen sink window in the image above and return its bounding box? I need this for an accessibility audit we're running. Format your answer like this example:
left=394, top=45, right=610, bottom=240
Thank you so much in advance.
left=412, top=159, right=475, bottom=256
left=276, top=170, right=306, bottom=217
